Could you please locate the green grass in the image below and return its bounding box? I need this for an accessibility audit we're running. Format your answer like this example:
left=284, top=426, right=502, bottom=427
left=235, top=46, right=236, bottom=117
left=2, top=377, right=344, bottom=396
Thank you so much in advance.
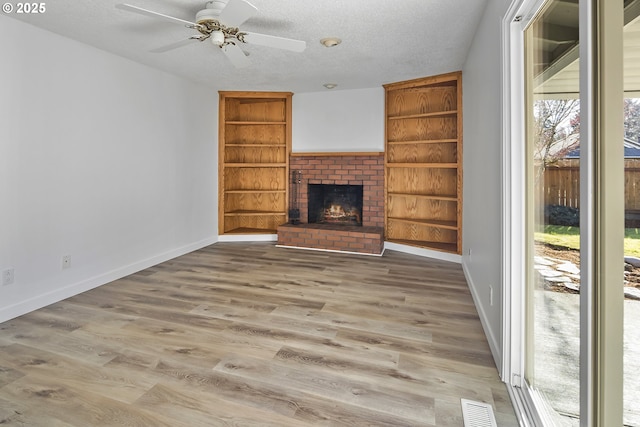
left=535, top=225, right=640, bottom=257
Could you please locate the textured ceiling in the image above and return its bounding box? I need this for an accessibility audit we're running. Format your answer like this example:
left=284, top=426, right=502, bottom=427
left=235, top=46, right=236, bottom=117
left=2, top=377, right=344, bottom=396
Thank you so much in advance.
left=5, top=0, right=488, bottom=93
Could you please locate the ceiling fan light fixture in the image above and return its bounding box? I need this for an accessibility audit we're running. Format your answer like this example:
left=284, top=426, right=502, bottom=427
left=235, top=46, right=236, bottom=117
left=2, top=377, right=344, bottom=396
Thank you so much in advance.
left=119, top=0, right=306, bottom=68
left=320, top=37, right=341, bottom=48
left=211, top=30, right=225, bottom=46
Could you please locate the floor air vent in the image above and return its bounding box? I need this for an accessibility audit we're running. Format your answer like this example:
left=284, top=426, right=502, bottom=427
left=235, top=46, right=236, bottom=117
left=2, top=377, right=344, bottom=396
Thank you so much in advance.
left=460, top=399, right=498, bottom=427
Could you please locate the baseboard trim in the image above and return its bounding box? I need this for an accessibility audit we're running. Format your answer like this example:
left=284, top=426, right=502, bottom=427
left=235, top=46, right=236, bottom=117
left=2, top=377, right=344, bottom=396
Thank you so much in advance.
left=218, top=234, right=278, bottom=242
left=384, top=242, right=462, bottom=264
left=0, top=236, right=218, bottom=323
left=462, top=261, right=501, bottom=368
left=275, top=244, right=384, bottom=256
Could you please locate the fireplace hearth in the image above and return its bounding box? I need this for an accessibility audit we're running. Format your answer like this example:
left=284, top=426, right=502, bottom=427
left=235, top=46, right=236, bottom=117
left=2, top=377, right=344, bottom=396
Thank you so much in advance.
left=308, top=184, right=363, bottom=226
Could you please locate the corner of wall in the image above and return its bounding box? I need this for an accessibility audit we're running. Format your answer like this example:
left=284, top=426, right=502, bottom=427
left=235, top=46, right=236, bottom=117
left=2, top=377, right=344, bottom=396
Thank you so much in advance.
left=462, top=258, right=502, bottom=369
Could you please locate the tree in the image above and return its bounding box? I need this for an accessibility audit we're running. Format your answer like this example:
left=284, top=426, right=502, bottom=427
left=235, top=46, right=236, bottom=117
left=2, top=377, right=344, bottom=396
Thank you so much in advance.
left=624, top=98, right=640, bottom=142
left=533, top=99, right=640, bottom=162
left=532, top=99, right=580, bottom=184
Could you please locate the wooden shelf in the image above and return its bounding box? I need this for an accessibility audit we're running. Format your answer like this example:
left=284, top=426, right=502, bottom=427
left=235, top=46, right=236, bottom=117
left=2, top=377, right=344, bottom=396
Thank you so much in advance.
left=225, top=190, right=286, bottom=194
left=219, top=92, right=292, bottom=235
left=388, top=192, right=457, bottom=202
left=386, top=163, right=458, bottom=169
left=388, top=110, right=457, bottom=120
left=224, top=227, right=278, bottom=234
left=387, top=139, right=457, bottom=145
left=290, top=151, right=384, bottom=157
left=226, top=121, right=287, bottom=125
left=225, top=143, right=285, bottom=147
left=388, top=217, right=458, bottom=230
left=224, top=163, right=287, bottom=168
left=224, top=211, right=286, bottom=216
left=384, top=72, right=462, bottom=254
left=387, top=239, right=458, bottom=254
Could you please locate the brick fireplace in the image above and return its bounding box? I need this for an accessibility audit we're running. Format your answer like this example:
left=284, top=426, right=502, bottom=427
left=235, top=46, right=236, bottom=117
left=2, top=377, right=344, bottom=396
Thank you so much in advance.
left=277, top=153, right=385, bottom=254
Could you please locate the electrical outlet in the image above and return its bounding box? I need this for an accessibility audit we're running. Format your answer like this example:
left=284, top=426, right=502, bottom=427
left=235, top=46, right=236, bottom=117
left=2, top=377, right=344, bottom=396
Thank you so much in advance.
left=490, top=285, right=494, bottom=306
left=2, top=268, right=14, bottom=286
left=468, top=248, right=472, bottom=256
left=62, top=255, right=71, bottom=269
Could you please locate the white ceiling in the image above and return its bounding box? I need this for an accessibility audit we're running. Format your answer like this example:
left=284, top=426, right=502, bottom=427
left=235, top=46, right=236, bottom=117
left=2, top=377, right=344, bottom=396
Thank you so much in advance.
left=5, top=0, right=489, bottom=93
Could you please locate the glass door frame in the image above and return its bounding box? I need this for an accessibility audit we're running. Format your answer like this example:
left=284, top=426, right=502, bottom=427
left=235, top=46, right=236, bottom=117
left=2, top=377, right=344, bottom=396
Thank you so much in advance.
left=579, top=0, right=624, bottom=425
left=501, top=0, right=625, bottom=425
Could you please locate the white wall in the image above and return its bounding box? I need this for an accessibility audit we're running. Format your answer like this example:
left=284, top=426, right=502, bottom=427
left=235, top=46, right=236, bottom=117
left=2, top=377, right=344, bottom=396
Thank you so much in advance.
left=462, top=0, right=512, bottom=368
left=0, top=16, right=218, bottom=322
left=292, top=88, right=384, bottom=152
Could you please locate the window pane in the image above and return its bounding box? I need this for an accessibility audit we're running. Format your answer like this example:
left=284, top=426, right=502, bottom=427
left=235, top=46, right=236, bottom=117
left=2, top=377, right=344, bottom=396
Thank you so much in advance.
left=525, top=0, right=581, bottom=423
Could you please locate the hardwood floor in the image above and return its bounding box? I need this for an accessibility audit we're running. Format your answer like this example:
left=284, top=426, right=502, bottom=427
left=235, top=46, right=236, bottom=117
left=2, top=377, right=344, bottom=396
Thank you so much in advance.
left=0, top=243, right=517, bottom=426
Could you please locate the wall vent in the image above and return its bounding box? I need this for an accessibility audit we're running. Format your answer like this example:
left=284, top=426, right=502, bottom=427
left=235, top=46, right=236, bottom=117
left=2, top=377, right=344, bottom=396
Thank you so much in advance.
left=460, top=399, right=498, bottom=427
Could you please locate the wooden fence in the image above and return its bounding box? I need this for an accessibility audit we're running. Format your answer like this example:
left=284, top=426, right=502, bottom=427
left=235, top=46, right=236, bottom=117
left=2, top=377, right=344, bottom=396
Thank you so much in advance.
left=542, top=159, right=640, bottom=210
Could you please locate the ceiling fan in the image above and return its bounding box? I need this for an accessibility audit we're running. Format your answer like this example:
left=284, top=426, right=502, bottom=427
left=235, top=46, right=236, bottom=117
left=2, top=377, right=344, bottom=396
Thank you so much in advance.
left=116, top=0, right=306, bottom=68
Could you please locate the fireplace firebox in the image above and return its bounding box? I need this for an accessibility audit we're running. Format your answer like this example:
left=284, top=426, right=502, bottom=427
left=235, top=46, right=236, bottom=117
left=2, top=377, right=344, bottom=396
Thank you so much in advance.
left=308, top=184, right=363, bottom=226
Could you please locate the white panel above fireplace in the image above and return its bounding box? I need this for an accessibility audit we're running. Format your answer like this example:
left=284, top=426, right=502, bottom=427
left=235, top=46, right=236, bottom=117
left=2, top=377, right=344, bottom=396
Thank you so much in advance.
left=292, top=88, right=384, bottom=153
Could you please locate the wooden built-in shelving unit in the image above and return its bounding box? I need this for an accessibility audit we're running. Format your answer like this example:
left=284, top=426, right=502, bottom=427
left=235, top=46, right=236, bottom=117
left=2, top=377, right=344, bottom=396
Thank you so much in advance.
left=219, top=92, right=292, bottom=235
left=383, top=72, right=462, bottom=254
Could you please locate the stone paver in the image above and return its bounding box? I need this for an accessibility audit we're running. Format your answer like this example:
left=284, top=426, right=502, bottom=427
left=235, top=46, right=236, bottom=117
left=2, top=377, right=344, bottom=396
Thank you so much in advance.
left=531, top=256, right=640, bottom=426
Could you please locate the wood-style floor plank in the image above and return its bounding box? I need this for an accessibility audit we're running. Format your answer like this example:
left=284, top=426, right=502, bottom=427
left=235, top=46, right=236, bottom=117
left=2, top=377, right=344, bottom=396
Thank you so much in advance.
left=0, top=242, right=517, bottom=426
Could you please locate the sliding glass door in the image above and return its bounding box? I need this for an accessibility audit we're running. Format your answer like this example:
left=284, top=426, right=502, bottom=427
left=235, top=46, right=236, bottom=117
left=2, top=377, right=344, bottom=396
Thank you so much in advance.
left=524, top=1, right=581, bottom=423
left=510, top=0, right=631, bottom=425
left=623, top=3, right=640, bottom=425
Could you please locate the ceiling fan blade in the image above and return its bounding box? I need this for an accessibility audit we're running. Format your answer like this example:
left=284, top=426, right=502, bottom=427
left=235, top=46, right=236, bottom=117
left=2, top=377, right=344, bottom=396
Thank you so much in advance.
left=219, top=0, right=258, bottom=27
left=242, top=32, right=306, bottom=52
left=222, top=43, right=251, bottom=68
left=116, top=4, right=199, bottom=28
left=150, top=38, right=200, bottom=53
